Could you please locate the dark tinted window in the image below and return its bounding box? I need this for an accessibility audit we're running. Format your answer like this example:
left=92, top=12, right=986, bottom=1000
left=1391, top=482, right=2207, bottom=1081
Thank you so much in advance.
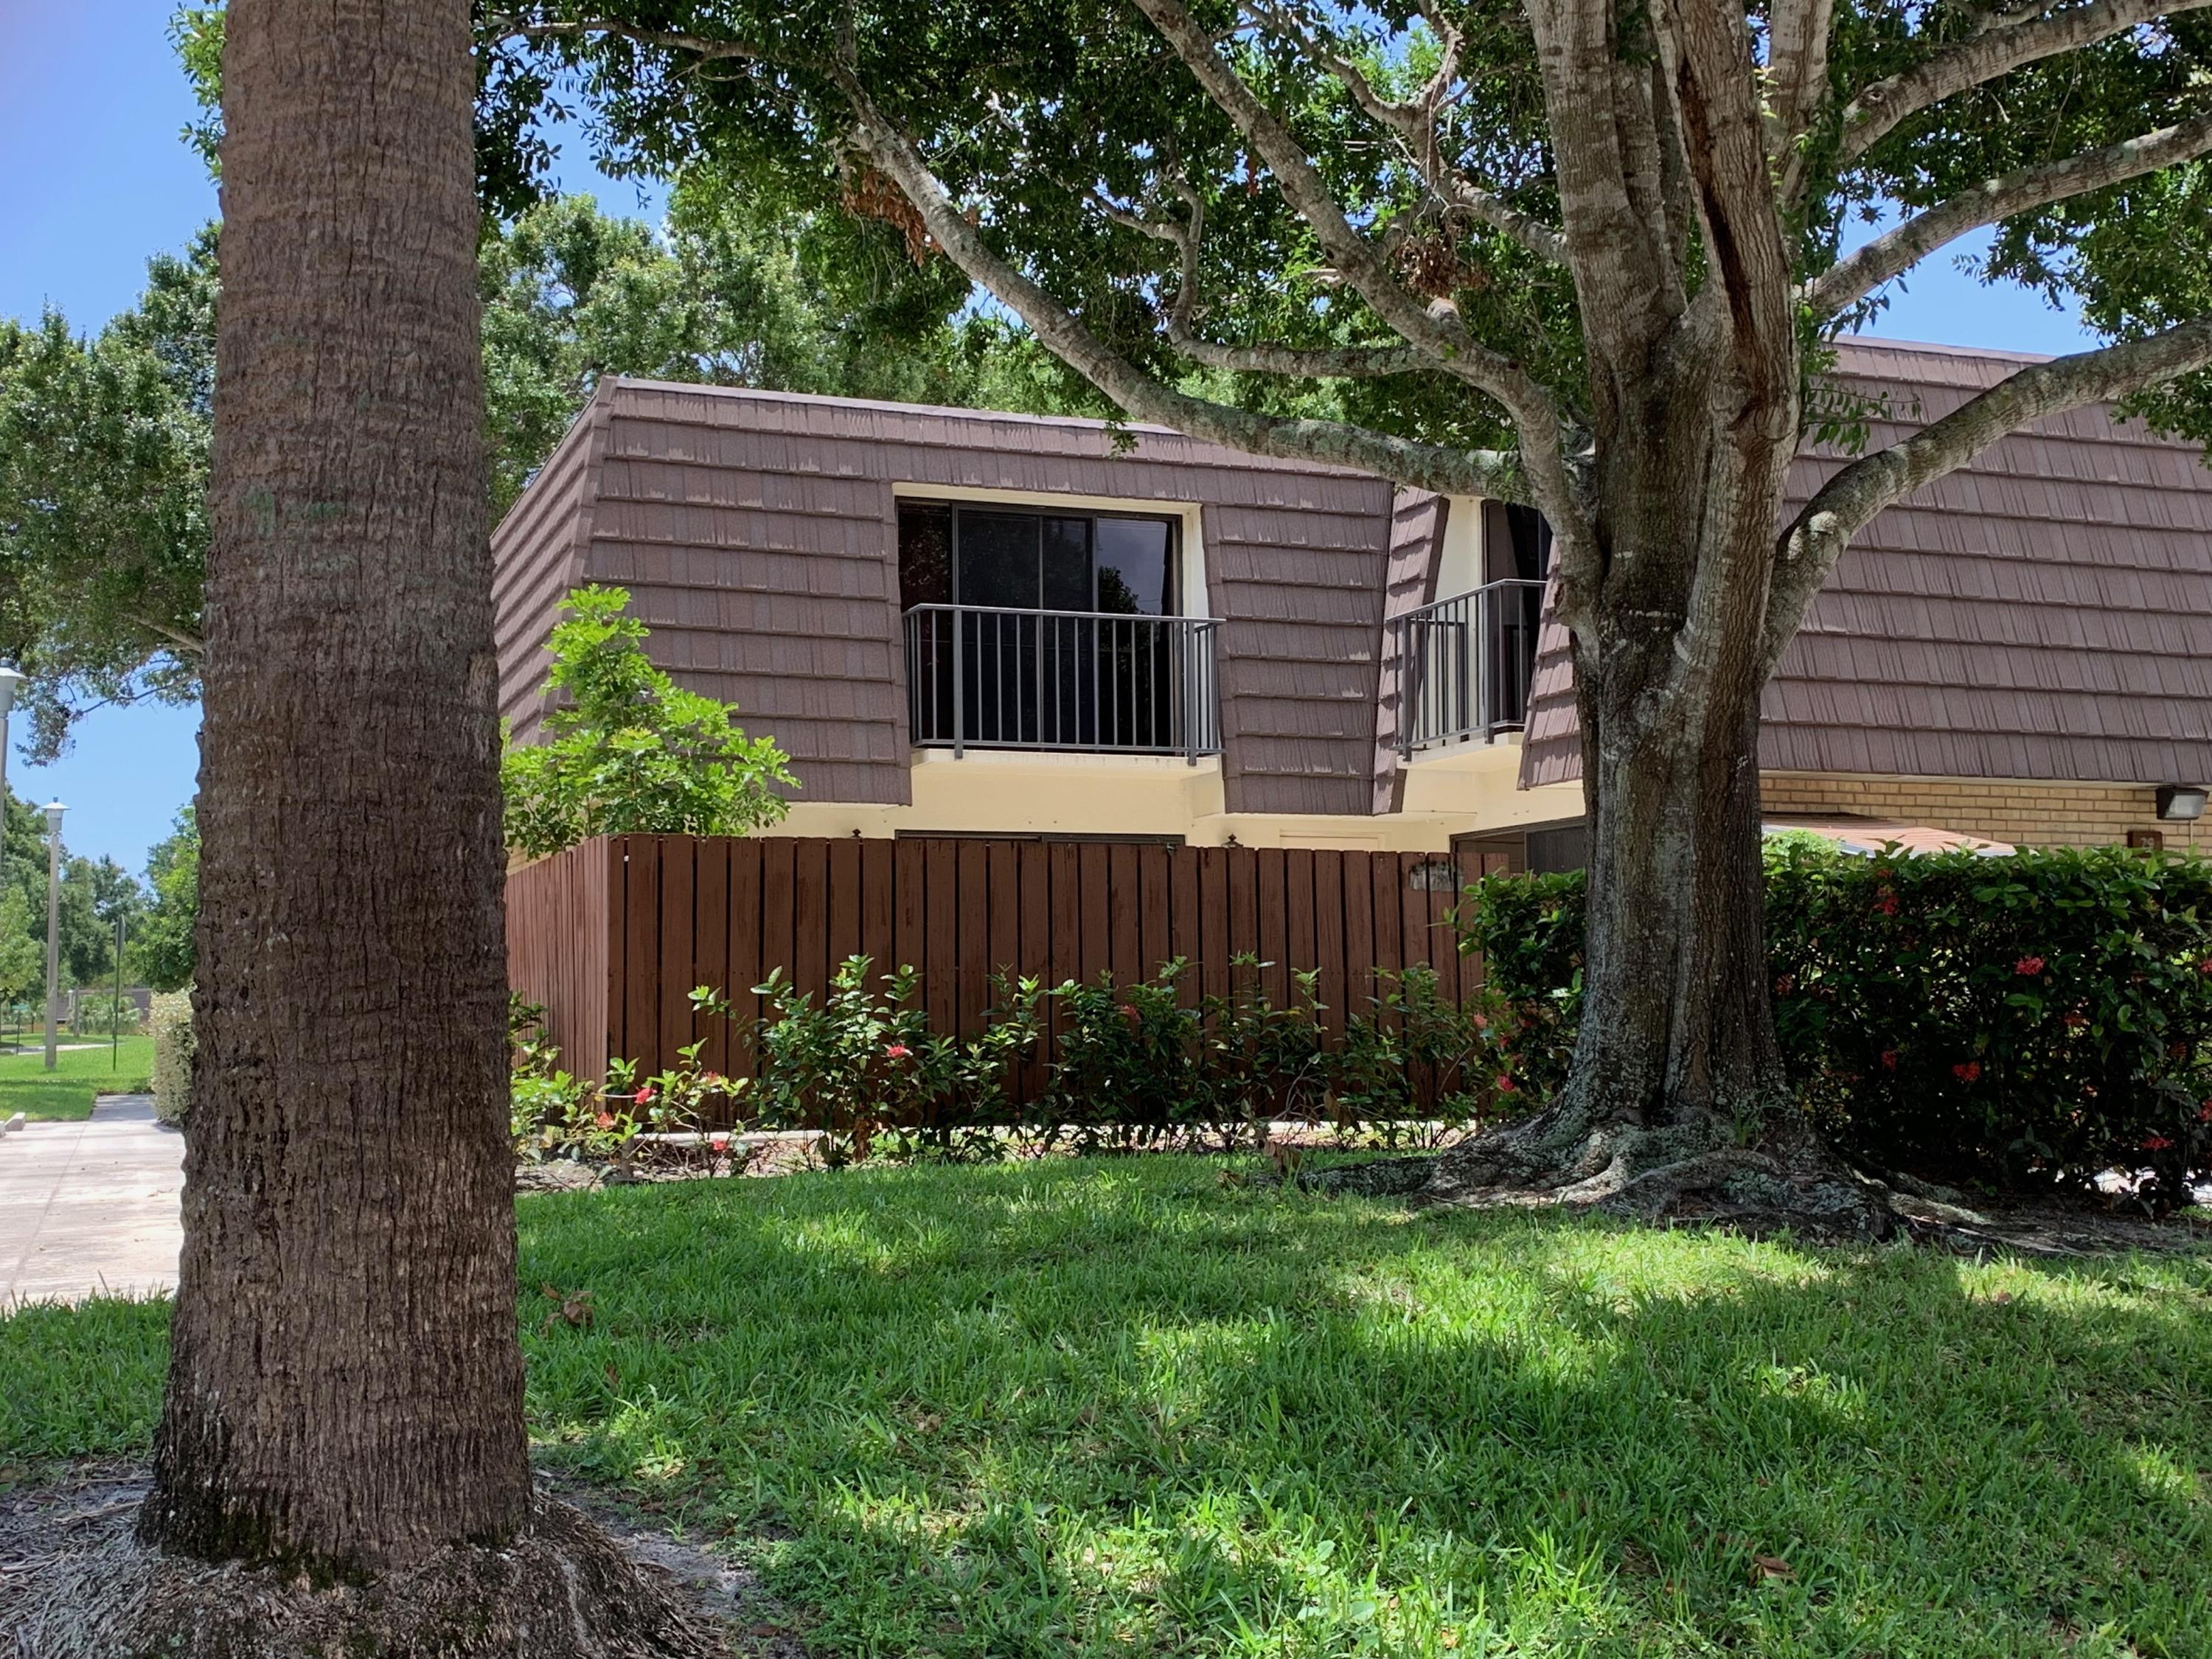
left=1096, top=517, right=1172, bottom=614
left=958, top=512, right=1040, bottom=608
left=897, top=502, right=952, bottom=607
left=1042, top=518, right=1092, bottom=611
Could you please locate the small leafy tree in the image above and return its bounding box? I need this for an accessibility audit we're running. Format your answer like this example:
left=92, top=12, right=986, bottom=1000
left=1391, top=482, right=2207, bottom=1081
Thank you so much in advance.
left=136, top=806, right=199, bottom=992
left=502, top=584, right=797, bottom=858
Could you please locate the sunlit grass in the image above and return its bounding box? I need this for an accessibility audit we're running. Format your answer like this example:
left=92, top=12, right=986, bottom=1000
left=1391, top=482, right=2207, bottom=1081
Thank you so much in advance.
left=0, top=1032, right=154, bottom=1119
left=3, top=1157, right=2206, bottom=1658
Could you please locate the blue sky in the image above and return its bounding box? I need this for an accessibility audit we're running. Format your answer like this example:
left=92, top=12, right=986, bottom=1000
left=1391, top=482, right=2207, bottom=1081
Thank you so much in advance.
left=0, top=2, right=2100, bottom=877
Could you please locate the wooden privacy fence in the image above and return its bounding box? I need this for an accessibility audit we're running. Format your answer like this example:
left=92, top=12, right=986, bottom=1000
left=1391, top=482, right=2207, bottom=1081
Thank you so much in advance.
left=507, top=834, right=1487, bottom=1084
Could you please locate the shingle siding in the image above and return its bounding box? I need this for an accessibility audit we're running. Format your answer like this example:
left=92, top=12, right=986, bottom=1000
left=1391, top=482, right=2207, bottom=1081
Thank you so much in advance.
left=1373, top=491, right=1450, bottom=811
left=1523, top=338, right=2212, bottom=789
left=493, top=378, right=1402, bottom=815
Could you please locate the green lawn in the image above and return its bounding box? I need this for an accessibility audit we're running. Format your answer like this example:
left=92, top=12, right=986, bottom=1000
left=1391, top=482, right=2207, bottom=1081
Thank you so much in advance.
left=4, top=1159, right=2208, bottom=1658
left=0, top=1032, right=153, bottom=1120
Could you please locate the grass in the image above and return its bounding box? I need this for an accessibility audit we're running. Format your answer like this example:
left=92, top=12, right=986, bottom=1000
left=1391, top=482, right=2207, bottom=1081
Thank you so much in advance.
left=4, top=1158, right=2208, bottom=1658
left=0, top=1032, right=153, bottom=1120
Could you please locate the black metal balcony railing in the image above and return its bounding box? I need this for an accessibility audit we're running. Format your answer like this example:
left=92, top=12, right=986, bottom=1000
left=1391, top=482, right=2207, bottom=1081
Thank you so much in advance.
left=1390, top=578, right=1548, bottom=755
left=902, top=604, right=1223, bottom=761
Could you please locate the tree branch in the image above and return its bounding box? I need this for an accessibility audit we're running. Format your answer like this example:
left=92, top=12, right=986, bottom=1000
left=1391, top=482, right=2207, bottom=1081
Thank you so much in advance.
left=1240, top=0, right=1569, bottom=263
left=1809, top=111, right=2212, bottom=316
left=1837, top=0, right=2212, bottom=165
left=825, top=69, right=1536, bottom=504
left=1129, top=0, right=1589, bottom=538
left=490, top=16, right=795, bottom=66
left=1767, top=315, right=2212, bottom=663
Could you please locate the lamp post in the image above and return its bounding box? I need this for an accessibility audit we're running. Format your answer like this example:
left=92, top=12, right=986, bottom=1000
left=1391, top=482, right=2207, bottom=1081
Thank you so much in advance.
left=44, top=800, right=64, bottom=1073
left=0, top=665, right=20, bottom=1050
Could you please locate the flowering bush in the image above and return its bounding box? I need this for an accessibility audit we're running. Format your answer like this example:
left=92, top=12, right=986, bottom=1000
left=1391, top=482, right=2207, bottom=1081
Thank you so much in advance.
left=1462, top=843, right=2212, bottom=1209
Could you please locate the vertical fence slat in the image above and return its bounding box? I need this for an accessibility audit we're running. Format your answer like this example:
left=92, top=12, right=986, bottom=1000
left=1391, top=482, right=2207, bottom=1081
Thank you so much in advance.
left=1256, top=848, right=1289, bottom=1010
left=760, top=837, right=797, bottom=1021
left=925, top=840, right=959, bottom=1034
left=695, top=839, right=729, bottom=1075
left=794, top=841, right=831, bottom=1007
left=827, top=837, right=863, bottom=981
left=1200, top=848, right=1233, bottom=1006
left=987, top=839, right=1020, bottom=1015
left=1017, top=842, right=1054, bottom=1102
left=1079, top=843, right=1112, bottom=986
left=1284, top=848, right=1316, bottom=1009
left=1169, top=846, right=1202, bottom=1010
left=726, top=836, right=762, bottom=1043
left=1107, top=844, right=1142, bottom=990
left=894, top=838, right=928, bottom=981
left=1341, top=850, right=1374, bottom=1024
left=957, top=838, right=992, bottom=1036
left=1312, top=849, right=1347, bottom=1041
left=860, top=838, right=895, bottom=990
left=657, top=838, right=695, bottom=1076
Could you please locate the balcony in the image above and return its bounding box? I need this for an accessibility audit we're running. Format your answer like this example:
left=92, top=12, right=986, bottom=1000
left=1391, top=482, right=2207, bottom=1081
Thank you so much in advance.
left=902, top=604, right=1223, bottom=761
left=1391, top=579, right=1548, bottom=754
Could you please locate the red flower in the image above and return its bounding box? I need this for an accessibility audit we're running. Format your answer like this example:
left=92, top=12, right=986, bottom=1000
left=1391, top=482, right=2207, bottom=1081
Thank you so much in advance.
left=2014, top=956, right=2045, bottom=976
left=2198, top=1100, right=2212, bottom=1123
left=634, top=1083, right=654, bottom=1106
left=709, top=1131, right=730, bottom=1148
left=1952, top=1060, right=1982, bottom=1083
left=701, top=1071, right=725, bottom=1086
left=1879, top=1049, right=1899, bottom=1071
left=1773, top=973, right=1795, bottom=996
left=594, top=1111, right=616, bottom=1130
left=1872, top=889, right=1900, bottom=917
left=2143, top=1134, right=2175, bottom=1152
left=1495, top=1074, right=1518, bottom=1095
left=2063, top=1009, right=2089, bottom=1029
left=1118, top=1003, right=1141, bottom=1026
left=885, top=1043, right=911, bottom=1060
left=2197, top=958, right=2212, bottom=977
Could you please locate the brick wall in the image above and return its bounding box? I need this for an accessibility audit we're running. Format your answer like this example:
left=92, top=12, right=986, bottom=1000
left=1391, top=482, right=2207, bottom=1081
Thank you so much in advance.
left=1759, top=772, right=2199, bottom=851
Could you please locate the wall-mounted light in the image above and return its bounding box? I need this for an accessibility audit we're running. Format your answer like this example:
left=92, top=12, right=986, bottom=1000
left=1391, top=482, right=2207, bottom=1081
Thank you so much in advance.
left=2156, top=785, right=2207, bottom=822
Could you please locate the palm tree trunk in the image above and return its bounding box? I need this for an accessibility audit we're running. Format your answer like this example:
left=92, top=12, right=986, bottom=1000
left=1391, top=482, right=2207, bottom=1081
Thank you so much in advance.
left=137, top=0, right=530, bottom=1573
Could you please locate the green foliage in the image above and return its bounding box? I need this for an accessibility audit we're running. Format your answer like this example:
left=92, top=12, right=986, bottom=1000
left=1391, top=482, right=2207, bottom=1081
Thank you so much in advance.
left=1463, top=844, right=2212, bottom=1206
left=1, top=789, right=145, bottom=992
left=13, top=1169, right=2211, bottom=1655
left=150, top=988, right=194, bottom=1127
left=134, top=807, right=198, bottom=992
left=736, top=957, right=1046, bottom=1165
left=0, top=232, right=213, bottom=760
left=501, top=585, right=798, bottom=858
left=665, top=953, right=1501, bottom=1158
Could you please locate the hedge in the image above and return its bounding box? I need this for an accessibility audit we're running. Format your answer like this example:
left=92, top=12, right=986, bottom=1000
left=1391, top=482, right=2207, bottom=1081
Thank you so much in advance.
left=1461, top=841, right=2212, bottom=1208
left=150, top=988, right=194, bottom=1128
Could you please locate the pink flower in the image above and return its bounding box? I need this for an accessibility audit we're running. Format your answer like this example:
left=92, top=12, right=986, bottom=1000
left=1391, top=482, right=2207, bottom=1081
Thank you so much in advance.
left=2015, top=956, right=2045, bottom=976
left=1495, top=1074, right=1518, bottom=1095
left=1872, top=890, right=1900, bottom=917
left=701, top=1071, right=725, bottom=1086
left=709, top=1132, right=730, bottom=1148
left=2198, top=1100, right=2212, bottom=1123
left=594, top=1111, right=616, bottom=1130
left=885, top=1043, right=911, bottom=1060
left=1952, top=1060, right=1982, bottom=1083
left=634, top=1083, right=654, bottom=1105
left=2143, top=1134, right=2175, bottom=1152
left=1118, top=1003, right=1141, bottom=1026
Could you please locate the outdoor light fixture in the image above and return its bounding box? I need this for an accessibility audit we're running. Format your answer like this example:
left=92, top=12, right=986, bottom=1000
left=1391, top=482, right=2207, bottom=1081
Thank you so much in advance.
left=0, top=663, right=22, bottom=717
left=2156, top=785, right=2208, bottom=822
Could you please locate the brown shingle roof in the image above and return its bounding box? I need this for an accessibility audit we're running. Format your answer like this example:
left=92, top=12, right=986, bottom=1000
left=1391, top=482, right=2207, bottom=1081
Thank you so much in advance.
left=1520, top=337, right=2212, bottom=789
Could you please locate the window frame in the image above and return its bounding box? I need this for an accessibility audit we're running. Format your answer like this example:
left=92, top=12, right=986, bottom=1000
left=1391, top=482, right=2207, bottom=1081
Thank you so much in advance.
left=898, top=498, right=1183, bottom=617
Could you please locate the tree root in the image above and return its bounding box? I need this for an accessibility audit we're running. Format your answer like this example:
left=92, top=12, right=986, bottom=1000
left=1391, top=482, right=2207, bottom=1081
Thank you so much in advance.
left=1304, top=1108, right=1899, bottom=1243
left=10, top=1490, right=729, bottom=1659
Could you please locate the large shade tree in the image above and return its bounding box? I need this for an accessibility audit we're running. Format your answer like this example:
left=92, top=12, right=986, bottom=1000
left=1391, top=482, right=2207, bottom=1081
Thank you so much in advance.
left=494, top=0, right=2212, bottom=1224
left=63, top=0, right=708, bottom=1649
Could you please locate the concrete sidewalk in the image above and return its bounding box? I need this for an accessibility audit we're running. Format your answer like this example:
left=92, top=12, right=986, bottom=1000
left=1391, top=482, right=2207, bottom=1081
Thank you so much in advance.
left=1, top=1096, right=182, bottom=1307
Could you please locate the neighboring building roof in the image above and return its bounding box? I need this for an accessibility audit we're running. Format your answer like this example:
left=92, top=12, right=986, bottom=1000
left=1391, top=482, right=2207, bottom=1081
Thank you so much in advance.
left=493, top=378, right=1397, bottom=814
left=1762, top=815, right=2015, bottom=857
left=1522, top=336, right=2212, bottom=790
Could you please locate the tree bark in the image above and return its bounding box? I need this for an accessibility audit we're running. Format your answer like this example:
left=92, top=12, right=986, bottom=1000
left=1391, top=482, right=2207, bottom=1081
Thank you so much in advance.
left=139, top=0, right=532, bottom=1573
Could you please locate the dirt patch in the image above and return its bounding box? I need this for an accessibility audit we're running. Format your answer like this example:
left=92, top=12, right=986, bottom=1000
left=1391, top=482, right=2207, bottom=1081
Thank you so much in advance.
left=0, top=1464, right=813, bottom=1659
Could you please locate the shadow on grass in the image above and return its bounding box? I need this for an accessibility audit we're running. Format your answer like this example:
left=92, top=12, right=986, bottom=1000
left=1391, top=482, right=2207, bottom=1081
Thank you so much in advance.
left=514, top=1159, right=2209, bottom=1659
left=1, top=1158, right=2202, bottom=1658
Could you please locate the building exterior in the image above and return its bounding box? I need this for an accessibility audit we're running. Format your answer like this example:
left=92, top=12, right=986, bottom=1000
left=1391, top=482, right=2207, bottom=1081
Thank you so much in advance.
left=493, top=338, right=2212, bottom=863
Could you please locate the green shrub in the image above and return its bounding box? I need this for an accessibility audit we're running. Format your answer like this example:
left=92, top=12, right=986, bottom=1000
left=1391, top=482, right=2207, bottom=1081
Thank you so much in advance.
left=501, top=585, right=797, bottom=858
left=1461, top=843, right=2212, bottom=1207
left=150, top=988, right=193, bottom=1127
